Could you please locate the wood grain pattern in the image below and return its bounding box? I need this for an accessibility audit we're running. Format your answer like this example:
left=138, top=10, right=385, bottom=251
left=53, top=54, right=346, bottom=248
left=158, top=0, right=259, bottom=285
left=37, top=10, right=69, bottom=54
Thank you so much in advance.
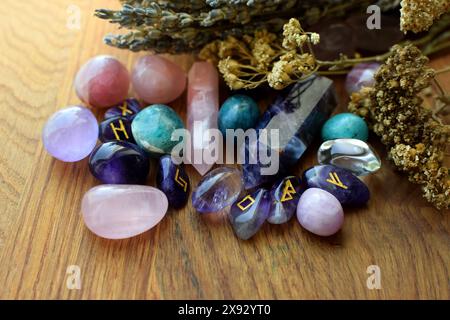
left=0, top=0, right=448, bottom=300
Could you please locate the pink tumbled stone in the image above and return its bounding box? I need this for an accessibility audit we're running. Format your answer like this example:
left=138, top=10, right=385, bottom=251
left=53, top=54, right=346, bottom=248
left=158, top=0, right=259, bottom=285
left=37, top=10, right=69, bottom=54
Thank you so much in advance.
left=132, top=55, right=187, bottom=104
left=75, top=55, right=130, bottom=108
left=81, top=185, right=168, bottom=239
left=297, top=188, right=344, bottom=236
left=186, top=61, right=220, bottom=176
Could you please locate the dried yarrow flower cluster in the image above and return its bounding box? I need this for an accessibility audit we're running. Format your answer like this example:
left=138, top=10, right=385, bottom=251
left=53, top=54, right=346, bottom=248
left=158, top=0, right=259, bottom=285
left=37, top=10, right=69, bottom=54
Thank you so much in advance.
left=349, top=44, right=449, bottom=210
left=400, top=0, right=450, bottom=33
left=95, top=0, right=398, bottom=53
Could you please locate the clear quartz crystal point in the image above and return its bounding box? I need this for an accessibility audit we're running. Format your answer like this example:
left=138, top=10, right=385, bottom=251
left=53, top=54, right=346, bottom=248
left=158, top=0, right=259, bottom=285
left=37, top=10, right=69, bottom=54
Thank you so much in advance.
left=318, top=139, right=381, bottom=176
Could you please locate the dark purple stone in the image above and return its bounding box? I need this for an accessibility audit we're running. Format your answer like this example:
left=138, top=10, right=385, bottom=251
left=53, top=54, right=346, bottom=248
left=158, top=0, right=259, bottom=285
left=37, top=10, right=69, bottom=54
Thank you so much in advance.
left=303, top=165, right=370, bottom=206
left=310, top=21, right=356, bottom=61
left=156, top=155, right=190, bottom=209
left=229, top=189, right=270, bottom=240
left=242, top=76, right=337, bottom=189
left=99, top=116, right=135, bottom=144
left=89, top=141, right=149, bottom=184
left=267, top=176, right=305, bottom=224
left=104, top=98, right=141, bottom=120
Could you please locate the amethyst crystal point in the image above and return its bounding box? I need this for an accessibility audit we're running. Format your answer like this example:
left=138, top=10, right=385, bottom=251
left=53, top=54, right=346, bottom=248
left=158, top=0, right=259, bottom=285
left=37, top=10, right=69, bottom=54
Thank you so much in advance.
left=89, top=141, right=150, bottom=184
left=192, top=167, right=243, bottom=214
left=157, top=155, right=190, bottom=209
left=303, top=165, right=370, bottom=206
left=99, top=116, right=135, bottom=144
left=267, top=176, right=305, bottom=224
left=242, top=76, right=338, bottom=189
left=229, top=189, right=270, bottom=240
left=104, top=98, right=141, bottom=120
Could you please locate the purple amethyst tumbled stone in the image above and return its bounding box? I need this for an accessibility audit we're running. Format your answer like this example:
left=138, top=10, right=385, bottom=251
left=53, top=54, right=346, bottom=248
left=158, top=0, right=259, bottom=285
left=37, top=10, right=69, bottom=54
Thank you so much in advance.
left=192, top=167, right=243, bottom=214
left=157, top=155, right=190, bottom=209
left=229, top=189, right=271, bottom=240
left=345, top=63, right=380, bottom=95
left=267, top=176, right=305, bottom=224
left=104, top=98, right=141, bottom=120
left=99, top=115, right=135, bottom=144
left=89, top=141, right=149, bottom=184
left=303, top=165, right=370, bottom=206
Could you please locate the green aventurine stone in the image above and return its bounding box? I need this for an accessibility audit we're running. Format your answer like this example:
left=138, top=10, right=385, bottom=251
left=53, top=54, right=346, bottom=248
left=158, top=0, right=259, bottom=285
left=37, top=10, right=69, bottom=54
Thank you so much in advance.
left=131, top=104, right=185, bottom=156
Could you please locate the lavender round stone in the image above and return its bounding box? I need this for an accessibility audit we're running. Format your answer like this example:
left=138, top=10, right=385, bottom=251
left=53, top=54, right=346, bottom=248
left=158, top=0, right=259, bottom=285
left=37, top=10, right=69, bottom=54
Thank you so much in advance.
left=345, top=63, right=380, bottom=95
left=104, top=98, right=141, bottom=120
left=42, top=106, right=99, bottom=162
left=99, top=116, right=135, bottom=144
left=89, top=141, right=149, bottom=184
left=267, top=176, right=305, bottom=224
left=229, top=189, right=270, bottom=240
left=303, top=165, right=370, bottom=206
left=192, top=167, right=243, bottom=214
left=157, top=155, right=190, bottom=209
left=297, top=188, right=344, bottom=237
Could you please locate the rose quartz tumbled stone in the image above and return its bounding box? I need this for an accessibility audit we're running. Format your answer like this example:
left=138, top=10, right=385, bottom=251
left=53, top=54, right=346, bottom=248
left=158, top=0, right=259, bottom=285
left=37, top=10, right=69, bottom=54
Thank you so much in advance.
left=81, top=185, right=168, bottom=239
left=297, top=188, right=344, bottom=236
left=75, top=55, right=130, bottom=108
left=132, top=55, right=187, bottom=104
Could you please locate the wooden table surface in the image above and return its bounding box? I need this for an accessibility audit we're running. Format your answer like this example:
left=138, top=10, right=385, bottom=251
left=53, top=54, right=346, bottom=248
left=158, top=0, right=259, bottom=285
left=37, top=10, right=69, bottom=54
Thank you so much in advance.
left=0, top=0, right=448, bottom=300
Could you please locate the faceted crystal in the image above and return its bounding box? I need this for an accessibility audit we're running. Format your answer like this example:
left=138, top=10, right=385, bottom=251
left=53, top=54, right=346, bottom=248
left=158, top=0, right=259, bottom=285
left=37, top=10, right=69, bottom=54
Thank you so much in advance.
left=89, top=141, right=149, bottom=184
left=156, top=155, right=190, bottom=209
left=318, top=139, right=381, bottom=176
left=132, top=55, right=186, bottom=104
left=104, top=98, right=141, bottom=120
left=186, top=62, right=220, bottom=176
left=81, top=185, right=168, bottom=239
left=267, top=176, right=305, bottom=224
left=99, top=116, right=135, bottom=144
left=345, top=63, right=380, bottom=95
left=42, top=106, right=99, bottom=162
left=303, top=165, right=370, bottom=206
left=75, top=55, right=130, bottom=108
left=242, top=76, right=338, bottom=189
left=297, top=188, right=344, bottom=237
left=229, top=189, right=270, bottom=240
left=192, top=167, right=243, bottom=214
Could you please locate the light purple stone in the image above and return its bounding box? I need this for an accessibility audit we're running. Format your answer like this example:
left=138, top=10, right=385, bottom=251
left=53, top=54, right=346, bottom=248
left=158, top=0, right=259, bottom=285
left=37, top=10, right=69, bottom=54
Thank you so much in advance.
left=345, top=63, right=380, bottom=95
left=42, top=106, right=99, bottom=162
left=297, top=188, right=344, bottom=236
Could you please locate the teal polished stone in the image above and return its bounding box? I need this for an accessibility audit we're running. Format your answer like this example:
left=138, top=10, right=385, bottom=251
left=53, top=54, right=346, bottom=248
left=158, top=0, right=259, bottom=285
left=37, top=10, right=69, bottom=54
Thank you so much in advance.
left=218, top=95, right=260, bottom=136
left=131, top=104, right=185, bottom=156
left=321, top=113, right=369, bottom=142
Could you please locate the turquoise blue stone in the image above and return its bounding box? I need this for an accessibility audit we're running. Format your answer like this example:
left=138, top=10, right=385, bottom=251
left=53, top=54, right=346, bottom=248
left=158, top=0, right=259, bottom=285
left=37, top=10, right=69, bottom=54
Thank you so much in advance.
left=321, top=113, right=369, bottom=142
left=131, top=104, right=185, bottom=156
left=218, top=95, right=260, bottom=136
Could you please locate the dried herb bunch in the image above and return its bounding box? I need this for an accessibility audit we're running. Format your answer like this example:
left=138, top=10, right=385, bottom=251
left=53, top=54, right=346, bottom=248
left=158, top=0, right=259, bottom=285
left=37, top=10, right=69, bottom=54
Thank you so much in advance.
left=199, top=16, right=450, bottom=90
left=400, top=0, right=450, bottom=33
left=95, top=0, right=397, bottom=53
left=349, top=44, right=449, bottom=210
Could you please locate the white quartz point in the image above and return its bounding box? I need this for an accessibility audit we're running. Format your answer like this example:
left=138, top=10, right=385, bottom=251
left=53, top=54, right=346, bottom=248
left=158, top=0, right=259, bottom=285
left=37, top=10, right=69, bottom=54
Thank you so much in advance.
left=187, top=61, right=220, bottom=176
left=81, top=185, right=168, bottom=239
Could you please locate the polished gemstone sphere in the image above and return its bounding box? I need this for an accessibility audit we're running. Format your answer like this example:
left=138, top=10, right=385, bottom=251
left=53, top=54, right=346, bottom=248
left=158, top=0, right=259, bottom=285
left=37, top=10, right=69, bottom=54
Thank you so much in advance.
left=218, top=94, right=260, bottom=135
left=42, top=105, right=98, bottom=162
left=75, top=55, right=130, bottom=108
left=132, top=55, right=186, bottom=104
left=321, top=113, right=369, bottom=142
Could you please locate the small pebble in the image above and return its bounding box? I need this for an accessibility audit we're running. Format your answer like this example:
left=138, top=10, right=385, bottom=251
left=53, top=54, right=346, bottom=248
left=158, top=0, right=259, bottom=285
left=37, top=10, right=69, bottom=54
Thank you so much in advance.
left=157, top=155, right=190, bottom=209
left=218, top=94, right=260, bottom=136
left=75, top=55, right=130, bottom=108
left=321, top=113, right=369, bottom=142
left=104, top=98, right=141, bottom=120
left=297, top=188, right=344, bottom=237
left=267, top=176, right=305, bottom=224
left=99, top=116, right=135, bottom=143
left=345, top=63, right=380, bottom=95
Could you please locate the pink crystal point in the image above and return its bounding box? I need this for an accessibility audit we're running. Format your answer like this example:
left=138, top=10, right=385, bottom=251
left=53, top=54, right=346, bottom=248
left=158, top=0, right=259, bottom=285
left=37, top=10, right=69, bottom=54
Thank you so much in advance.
left=75, top=55, right=130, bottom=108
left=81, top=185, right=168, bottom=239
left=132, top=55, right=187, bottom=104
left=187, top=61, right=220, bottom=176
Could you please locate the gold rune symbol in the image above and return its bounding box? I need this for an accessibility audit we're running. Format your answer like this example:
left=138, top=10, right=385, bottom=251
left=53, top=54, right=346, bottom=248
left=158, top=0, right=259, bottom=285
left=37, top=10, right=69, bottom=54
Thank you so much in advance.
left=119, top=101, right=133, bottom=116
left=110, top=120, right=130, bottom=141
left=280, top=179, right=297, bottom=202
left=237, top=195, right=255, bottom=211
left=326, top=172, right=348, bottom=189
left=175, top=168, right=188, bottom=192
